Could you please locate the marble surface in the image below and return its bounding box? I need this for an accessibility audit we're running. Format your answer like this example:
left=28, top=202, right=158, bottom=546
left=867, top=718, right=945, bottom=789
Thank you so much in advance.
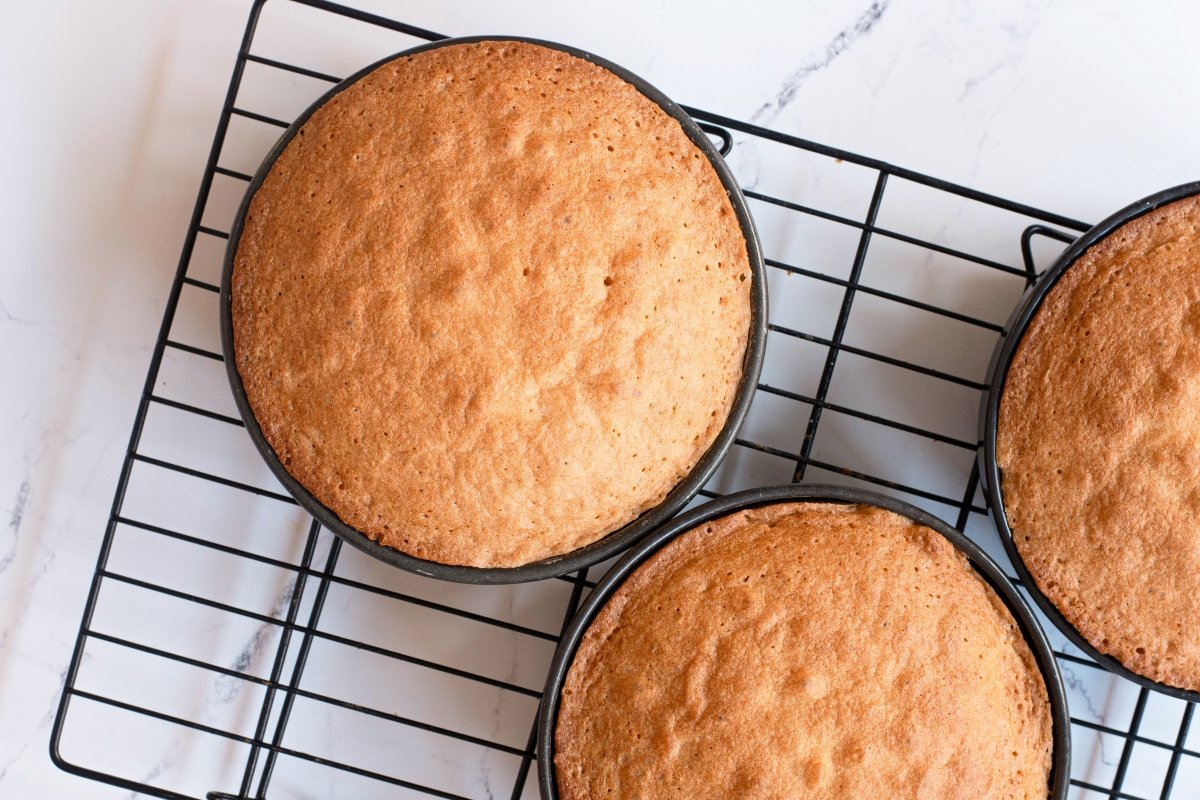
left=3, top=1, right=1200, bottom=798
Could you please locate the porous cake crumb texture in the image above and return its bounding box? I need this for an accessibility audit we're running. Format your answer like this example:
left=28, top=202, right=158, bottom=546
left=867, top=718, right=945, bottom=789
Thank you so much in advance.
left=232, top=41, right=752, bottom=567
left=555, top=502, right=1053, bottom=800
left=999, top=194, right=1200, bottom=691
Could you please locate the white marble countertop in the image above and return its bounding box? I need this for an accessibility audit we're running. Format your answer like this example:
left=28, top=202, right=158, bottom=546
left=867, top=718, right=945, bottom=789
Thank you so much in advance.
left=3, top=1, right=1200, bottom=798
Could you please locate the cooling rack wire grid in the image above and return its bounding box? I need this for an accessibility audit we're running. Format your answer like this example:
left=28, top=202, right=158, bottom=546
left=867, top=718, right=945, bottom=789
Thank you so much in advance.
left=50, top=2, right=1199, bottom=799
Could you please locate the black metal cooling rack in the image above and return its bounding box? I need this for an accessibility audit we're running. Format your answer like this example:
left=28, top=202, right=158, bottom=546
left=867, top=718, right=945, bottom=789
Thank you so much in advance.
left=50, top=1, right=1198, bottom=798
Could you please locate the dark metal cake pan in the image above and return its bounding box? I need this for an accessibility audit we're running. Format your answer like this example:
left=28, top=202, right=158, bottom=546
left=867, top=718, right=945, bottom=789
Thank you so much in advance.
left=536, top=484, right=1071, bottom=799
left=980, top=181, right=1200, bottom=703
left=219, top=35, right=767, bottom=584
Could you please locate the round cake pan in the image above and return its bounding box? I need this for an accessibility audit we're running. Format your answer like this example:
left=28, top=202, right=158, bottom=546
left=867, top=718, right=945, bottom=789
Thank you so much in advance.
left=219, top=36, right=767, bottom=584
left=980, top=181, right=1200, bottom=703
left=536, top=484, right=1071, bottom=799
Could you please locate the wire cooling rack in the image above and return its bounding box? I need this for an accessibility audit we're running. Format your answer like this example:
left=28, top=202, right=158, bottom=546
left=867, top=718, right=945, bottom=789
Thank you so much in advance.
left=51, top=1, right=1199, bottom=798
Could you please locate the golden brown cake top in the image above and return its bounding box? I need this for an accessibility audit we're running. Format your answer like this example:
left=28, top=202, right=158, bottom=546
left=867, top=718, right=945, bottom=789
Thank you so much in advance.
left=555, top=502, right=1053, bottom=800
left=998, top=193, right=1200, bottom=691
left=231, top=41, right=752, bottom=567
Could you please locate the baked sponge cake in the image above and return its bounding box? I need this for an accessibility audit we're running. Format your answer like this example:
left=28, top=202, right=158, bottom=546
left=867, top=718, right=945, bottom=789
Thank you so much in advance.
left=554, top=502, right=1053, bottom=799
left=230, top=40, right=753, bottom=568
left=998, top=192, right=1200, bottom=692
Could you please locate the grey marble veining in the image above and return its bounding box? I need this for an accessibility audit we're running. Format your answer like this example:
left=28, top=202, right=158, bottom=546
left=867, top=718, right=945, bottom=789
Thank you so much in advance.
left=3, top=1, right=1200, bottom=798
